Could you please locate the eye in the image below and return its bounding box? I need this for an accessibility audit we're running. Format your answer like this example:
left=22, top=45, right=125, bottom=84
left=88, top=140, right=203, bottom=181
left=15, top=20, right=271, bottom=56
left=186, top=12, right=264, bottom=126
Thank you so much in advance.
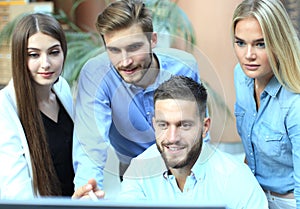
left=28, top=52, right=39, bottom=58
left=180, top=122, right=193, bottom=130
left=126, top=43, right=143, bottom=52
left=156, top=122, right=168, bottom=130
left=256, top=42, right=265, bottom=49
left=107, top=47, right=121, bottom=54
left=49, top=49, right=61, bottom=56
left=235, top=40, right=245, bottom=47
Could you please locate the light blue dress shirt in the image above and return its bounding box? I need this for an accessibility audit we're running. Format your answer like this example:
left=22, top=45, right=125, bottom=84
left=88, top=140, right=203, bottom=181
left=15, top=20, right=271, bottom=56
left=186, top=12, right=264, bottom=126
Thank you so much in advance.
left=121, top=143, right=268, bottom=209
left=73, top=48, right=200, bottom=189
left=234, top=64, right=300, bottom=207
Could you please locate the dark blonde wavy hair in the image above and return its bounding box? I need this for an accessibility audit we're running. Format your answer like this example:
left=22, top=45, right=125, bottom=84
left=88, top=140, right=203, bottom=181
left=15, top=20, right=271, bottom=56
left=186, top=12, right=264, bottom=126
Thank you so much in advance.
left=95, top=0, right=153, bottom=44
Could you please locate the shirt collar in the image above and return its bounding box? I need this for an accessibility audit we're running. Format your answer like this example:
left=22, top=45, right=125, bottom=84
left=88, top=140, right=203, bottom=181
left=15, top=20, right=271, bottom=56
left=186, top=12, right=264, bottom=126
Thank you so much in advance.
left=264, top=76, right=281, bottom=97
left=245, top=75, right=281, bottom=97
left=190, top=143, right=214, bottom=181
left=163, top=143, right=214, bottom=181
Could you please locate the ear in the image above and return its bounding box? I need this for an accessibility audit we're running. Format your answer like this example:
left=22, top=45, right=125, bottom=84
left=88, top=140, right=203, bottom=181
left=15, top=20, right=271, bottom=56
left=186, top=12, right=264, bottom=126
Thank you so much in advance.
left=152, top=116, right=156, bottom=128
left=202, top=117, right=211, bottom=138
left=151, top=32, right=158, bottom=48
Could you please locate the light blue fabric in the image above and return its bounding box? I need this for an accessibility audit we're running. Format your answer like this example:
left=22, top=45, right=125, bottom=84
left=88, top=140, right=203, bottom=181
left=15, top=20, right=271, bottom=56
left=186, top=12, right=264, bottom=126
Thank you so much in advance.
left=73, top=47, right=201, bottom=189
left=265, top=190, right=296, bottom=209
left=120, top=143, right=268, bottom=209
left=234, top=63, right=300, bottom=208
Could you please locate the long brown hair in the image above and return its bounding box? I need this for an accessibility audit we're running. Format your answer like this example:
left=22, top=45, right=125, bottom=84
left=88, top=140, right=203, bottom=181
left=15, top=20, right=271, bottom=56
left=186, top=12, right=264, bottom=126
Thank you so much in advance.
left=11, top=13, right=67, bottom=196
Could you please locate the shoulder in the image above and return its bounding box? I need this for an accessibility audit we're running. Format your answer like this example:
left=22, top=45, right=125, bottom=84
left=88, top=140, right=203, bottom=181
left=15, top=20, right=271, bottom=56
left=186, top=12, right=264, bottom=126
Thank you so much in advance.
left=200, top=144, right=250, bottom=177
left=154, top=47, right=197, bottom=64
left=154, top=48, right=200, bottom=81
left=0, top=81, right=17, bottom=112
left=234, top=63, right=245, bottom=78
left=124, top=144, right=166, bottom=179
left=53, top=76, right=71, bottom=95
left=77, top=52, right=117, bottom=87
left=80, top=52, right=111, bottom=75
left=55, top=76, right=69, bottom=87
left=271, top=78, right=300, bottom=107
left=135, top=143, right=160, bottom=159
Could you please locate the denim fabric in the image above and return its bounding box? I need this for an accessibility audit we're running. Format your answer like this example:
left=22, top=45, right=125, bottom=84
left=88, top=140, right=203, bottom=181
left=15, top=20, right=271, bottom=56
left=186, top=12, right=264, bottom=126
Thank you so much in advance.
left=234, top=64, right=300, bottom=208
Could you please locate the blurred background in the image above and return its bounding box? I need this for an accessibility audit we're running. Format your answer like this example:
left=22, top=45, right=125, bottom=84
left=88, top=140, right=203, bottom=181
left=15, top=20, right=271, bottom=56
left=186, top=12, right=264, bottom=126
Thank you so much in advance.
left=0, top=0, right=299, bottom=154
left=0, top=0, right=299, bottom=198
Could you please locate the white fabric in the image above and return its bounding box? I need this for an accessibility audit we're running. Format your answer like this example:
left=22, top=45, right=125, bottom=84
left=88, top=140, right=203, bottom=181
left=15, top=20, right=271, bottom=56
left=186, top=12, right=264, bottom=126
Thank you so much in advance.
left=0, top=77, right=73, bottom=199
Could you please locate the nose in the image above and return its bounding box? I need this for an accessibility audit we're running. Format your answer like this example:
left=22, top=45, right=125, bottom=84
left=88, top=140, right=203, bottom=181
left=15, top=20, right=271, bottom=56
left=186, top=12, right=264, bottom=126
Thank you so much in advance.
left=245, top=45, right=256, bottom=60
left=166, top=125, right=179, bottom=143
left=120, top=51, right=133, bottom=67
left=41, top=54, right=50, bottom=70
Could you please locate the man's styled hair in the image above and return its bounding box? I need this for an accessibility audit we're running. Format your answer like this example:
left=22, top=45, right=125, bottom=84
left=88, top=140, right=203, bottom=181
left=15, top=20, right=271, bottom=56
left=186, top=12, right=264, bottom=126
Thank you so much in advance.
left=154, top=76, right=207, bottom=119
left=95, top=0, right=153, bottom=43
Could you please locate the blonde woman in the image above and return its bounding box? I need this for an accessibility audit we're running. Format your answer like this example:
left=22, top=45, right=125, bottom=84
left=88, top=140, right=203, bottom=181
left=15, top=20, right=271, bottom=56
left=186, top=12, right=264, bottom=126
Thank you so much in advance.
left=232, top=0, right=300, bottom=208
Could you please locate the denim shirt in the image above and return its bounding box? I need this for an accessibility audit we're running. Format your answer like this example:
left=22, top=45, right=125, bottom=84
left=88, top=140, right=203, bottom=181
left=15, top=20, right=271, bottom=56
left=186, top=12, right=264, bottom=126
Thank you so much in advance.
left=234, top=64, right=300, bottom=206
left=73, top=48, right=200, bottom=189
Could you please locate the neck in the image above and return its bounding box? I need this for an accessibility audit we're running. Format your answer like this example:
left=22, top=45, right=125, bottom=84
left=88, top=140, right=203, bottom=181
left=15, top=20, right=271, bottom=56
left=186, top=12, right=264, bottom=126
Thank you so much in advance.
left=34, top=83, right=59, bottom=122
left=34, top=84, right=53, bottom=103
left=136, top=54, right=159, bottom=89
left=169, top=167, right=192, bottom=192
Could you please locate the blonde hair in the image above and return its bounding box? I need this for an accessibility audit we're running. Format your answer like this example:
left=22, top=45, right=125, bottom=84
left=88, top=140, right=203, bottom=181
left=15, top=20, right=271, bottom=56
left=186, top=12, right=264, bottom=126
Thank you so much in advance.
left=231, top=0, right=300, bottom=93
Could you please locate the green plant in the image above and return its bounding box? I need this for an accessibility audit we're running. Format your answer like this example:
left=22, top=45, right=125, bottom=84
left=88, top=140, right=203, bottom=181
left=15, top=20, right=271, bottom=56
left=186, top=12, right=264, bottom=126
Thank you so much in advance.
left=52, top=9, right=105, bottom=87
left=145, top=0, right=196, bottom=48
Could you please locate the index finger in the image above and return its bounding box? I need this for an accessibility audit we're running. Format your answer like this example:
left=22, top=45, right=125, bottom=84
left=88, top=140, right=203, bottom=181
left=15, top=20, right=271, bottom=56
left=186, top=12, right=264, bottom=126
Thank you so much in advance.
left=72, top=184, right=93, bottom=199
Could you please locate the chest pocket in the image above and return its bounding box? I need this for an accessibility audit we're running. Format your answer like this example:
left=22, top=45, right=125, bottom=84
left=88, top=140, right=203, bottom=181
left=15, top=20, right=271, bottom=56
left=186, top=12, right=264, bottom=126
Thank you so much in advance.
left=257, top=121, right=288, bottom=157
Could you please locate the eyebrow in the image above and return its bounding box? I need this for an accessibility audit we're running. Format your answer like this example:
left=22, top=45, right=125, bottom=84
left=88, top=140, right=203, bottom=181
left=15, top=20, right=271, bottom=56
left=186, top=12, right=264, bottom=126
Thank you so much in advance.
left=234, top=36, right=264, bottom=43
left=107, top=41, right=144, bottom=49
left=27, top=44, right=61, bottom=51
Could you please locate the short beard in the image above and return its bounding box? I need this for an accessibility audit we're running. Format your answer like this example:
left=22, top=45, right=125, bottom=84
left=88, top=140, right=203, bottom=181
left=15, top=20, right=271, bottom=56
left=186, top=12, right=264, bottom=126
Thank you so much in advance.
left=156, top=137, right=203, bottom=169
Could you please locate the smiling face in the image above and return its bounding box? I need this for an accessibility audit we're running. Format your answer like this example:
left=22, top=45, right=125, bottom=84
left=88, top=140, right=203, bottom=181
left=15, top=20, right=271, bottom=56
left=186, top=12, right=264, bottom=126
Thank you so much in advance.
left=153, top=99, right=209, bottom=170
left=27, top=32, right=64, bottom=87
left=234, top=17, right=273, bottom=85
left=104, top=24, right=157, bottom=87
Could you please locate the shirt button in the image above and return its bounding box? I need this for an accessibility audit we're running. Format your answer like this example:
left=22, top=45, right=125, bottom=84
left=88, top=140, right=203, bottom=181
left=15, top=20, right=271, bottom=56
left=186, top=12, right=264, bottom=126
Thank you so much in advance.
left=251, top=169, right=254, bottom=173
left=250, top=153, right=253, bottom=156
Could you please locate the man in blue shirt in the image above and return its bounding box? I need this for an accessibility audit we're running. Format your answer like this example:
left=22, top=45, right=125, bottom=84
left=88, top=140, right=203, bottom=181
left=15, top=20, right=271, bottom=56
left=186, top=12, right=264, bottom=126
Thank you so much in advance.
left=120, top=76, right=268, bottom=208
left=73, top=76, right=268, bottom=208
left=72, top=0, right=200, bottom=190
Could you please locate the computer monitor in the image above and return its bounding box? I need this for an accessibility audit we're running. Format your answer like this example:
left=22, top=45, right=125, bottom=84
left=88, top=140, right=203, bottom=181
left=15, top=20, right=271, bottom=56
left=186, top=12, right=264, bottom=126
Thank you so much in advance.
left=0, top=198, right=226, bottom=209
